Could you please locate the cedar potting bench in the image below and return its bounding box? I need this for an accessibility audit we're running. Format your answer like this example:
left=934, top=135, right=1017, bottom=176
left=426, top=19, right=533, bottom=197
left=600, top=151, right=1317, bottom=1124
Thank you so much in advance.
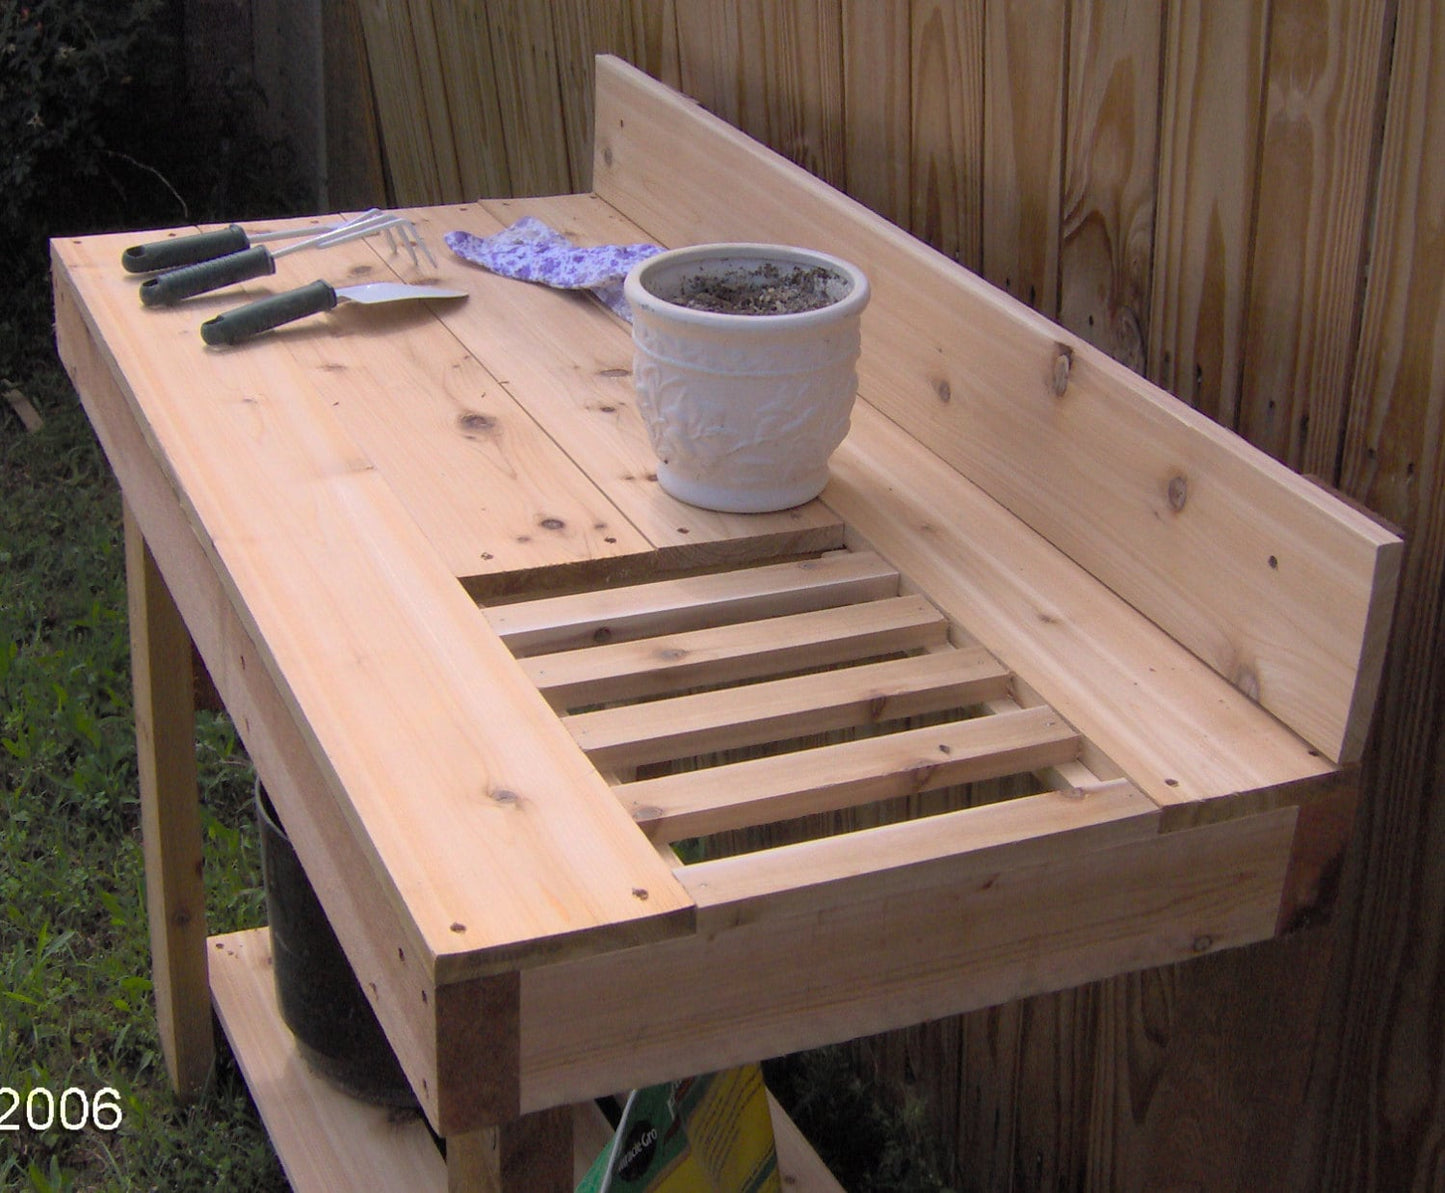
left=52, top=57, right=1401, bottom=1191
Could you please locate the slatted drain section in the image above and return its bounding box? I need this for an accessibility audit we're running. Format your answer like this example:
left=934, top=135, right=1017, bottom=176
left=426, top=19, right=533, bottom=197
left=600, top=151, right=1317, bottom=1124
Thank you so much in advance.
left=482, top=548, right=1111, bottom=854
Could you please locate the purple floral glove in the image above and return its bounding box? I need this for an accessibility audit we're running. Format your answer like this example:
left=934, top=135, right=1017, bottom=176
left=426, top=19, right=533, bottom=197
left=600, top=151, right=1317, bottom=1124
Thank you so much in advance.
left=444, top=217, right=660, bottom=320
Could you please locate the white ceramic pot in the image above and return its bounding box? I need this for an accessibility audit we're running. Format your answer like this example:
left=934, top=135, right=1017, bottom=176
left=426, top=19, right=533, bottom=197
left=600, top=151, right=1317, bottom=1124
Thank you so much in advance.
left=624, top=243, right=870, bottom=513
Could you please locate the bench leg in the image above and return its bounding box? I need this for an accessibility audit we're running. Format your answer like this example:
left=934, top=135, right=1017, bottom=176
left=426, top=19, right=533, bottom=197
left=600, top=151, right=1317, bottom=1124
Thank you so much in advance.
left=125, top=501, right=213, bottom=1098
left=446, top=1107, right=574, bottom=1192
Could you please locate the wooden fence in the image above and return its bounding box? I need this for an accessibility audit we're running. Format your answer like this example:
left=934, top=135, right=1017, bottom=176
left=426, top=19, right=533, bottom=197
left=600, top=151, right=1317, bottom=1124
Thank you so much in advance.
left=225, top=1, right=1445, bottom=1188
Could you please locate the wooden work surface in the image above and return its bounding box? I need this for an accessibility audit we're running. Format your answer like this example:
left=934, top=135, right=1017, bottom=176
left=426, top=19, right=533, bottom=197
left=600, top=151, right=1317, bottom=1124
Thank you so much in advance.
left=53, top=55, right=1400, bottom=1180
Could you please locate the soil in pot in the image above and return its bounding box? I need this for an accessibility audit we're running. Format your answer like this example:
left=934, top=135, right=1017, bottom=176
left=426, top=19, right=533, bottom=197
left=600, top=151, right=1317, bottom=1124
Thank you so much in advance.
left=673, top=262, right=840, bottom=315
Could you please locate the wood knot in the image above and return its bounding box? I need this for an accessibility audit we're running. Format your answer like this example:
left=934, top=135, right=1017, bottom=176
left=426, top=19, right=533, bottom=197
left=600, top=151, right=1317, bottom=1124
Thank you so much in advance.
left=458, top=410, right=497, bottom=434
left=539, top=517, right=566, bottom=531
left=1167, top=473, right=1189, bottom=512
left=1052, top=345, right=1074, bottom=397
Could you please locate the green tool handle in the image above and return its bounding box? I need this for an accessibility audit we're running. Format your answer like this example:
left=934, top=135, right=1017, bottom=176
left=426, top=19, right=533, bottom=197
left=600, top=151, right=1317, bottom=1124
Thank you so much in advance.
left=122, top=226, right=250, bottom=273
left=138, top=246, right=276, bottom=306
left=200, top=281, right=340, bottom=346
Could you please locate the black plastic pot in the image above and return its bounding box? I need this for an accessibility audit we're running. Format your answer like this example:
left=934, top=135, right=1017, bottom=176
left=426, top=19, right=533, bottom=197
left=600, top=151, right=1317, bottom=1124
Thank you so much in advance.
left=256, top=784, right=418, bottom=1107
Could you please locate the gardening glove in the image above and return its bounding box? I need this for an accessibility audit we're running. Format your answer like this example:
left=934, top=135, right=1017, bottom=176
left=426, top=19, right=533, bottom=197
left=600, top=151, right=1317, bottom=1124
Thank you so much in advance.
left=444, top=216, right=660, bottom=320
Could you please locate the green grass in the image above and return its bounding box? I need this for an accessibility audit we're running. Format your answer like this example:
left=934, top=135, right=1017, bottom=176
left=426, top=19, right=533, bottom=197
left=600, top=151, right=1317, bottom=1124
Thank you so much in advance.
left=1, top=370, right=285, bottom=1191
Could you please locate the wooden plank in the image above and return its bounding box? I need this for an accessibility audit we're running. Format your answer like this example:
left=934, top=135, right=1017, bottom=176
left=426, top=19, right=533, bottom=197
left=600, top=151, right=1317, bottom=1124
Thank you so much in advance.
left=674, top=0, right=743, bottom=128
left=841, top=0, right=912, bottom=229
left=732, top=0, right=848, bottom=188
left=1147, top=0, right=1268, bottom=426
left=1308, top=6, right=1445, bottom=1189
left=909, top=0, right=984, bottom=269
left=679, top=783, right=1154, bottom=928
left=589, top=54, right=1401, bottom=764
left=429, top=0, right=515, bottom=200
left=1238, top=0, right=1394, bottom=473
left=564, top=646, right=1013, bottom=771
left=767, top=1092, right=846, bottom=1193
left=54, top=234, right=694, bottom=983
left=1057, top=0, right=1164, bottom=374
left=981, top=0, right=1068, bottom=313
left=482, top=0, right=573, bottom=196
left=518, top=807, right=1297, bottom=1112
left=409, top=196, right=846, bottom=564
left=257, top=213, right=657, bottom=581
left=209, top=929, right=448, bottom=1191
left=518, top=594, right=951, bottom=709
left=124, top=502, right=213, bottom=1099
left=321, top=0, right=388, bottom=210
left=621, top=0, right=682, bottom=87
left=485, top=549, right=899, bottom=656
left=620, top=704, right=1081, bottom=842
left=446, top=1108, right=573, bottom=1193
left=353, top=0, right=454, bottom=204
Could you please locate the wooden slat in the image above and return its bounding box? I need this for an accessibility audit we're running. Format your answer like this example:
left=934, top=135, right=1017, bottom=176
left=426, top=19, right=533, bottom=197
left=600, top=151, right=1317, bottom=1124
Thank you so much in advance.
left=1239, top=0, right=1395, bottom=475
left=487, top=549, right=898, bottom=655
left=429, top=0, right=515, bottom=199
left=620, top=704, right=1081, bottom=842
left=909, top=0, right=984, bottom=269
left=1057, top=0, right=1164, bottom=374
left=353, top=0, right=457, bottom=205
left=1318, top=8, right=1445, bottom=1189
left=1147, top=1, right=1268, bottom=425
left=981, top=0, right=1068, bottom=313
left=732, top=0, right=848, bottom=188
left=678, top=783, right=1151, bottom=928
left=590, top=54, right=1401, bottom=765
left=519, top=594, right=950, bottom=709
left=841, top=0, right=912, bottom=229
left=565, top=646, right=1012, bottom=771
left=483, top=0, right=574, bottom=196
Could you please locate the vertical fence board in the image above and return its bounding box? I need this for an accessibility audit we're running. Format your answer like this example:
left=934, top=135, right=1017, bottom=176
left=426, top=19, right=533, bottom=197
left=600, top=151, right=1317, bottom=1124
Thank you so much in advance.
left=1058, top=0, right=1164, bottom=373
left=730, top=0, right=847, bottom=188
left=1237, top=0, right=1393, bottom=471
left=627, top=0, right=683, bottom=89
left=908, top=0, right=985, bottom=268
left=482, top=0, right=573, bottom=197
left=841, top=1, right=912, bottom=229
left=1148, top=1, right=1269, bottom=426
left=675, top=1, right=744, bottom=128
left=321, top=0, right=387, bottom=210
left=1304, top=5, right=1445, bottom=1190
left=427, top=0, right=513, bottom=201
left=980, top=0, right=1068, bottom=313
left=354, top=0, right=448, bottom=204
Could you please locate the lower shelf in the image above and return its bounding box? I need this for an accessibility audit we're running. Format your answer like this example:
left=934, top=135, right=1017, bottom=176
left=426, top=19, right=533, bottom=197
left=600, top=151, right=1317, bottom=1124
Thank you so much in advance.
left=208, top=928, right=843, bottom=1191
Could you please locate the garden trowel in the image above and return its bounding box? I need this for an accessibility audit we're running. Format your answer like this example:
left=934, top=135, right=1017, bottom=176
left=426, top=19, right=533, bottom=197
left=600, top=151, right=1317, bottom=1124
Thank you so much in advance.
left=200, top=279, right=466, bottom=346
